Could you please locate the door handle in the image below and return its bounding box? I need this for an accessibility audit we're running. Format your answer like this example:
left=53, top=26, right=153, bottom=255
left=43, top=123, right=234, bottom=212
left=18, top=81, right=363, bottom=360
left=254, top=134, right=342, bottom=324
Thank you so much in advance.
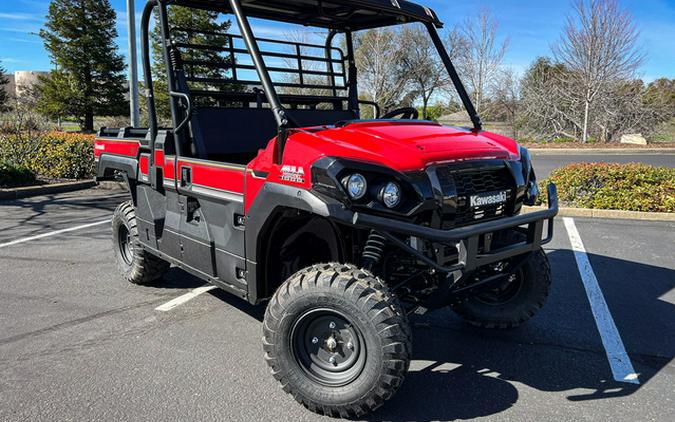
left=181, top=167, right=192, bottom=187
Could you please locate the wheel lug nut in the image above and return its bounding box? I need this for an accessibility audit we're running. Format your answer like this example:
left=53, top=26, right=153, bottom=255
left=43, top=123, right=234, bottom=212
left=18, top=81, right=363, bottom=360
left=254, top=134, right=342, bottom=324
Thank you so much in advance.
left=347, top=341, right=353, bottom=350
left=329, top=321, right=336, bottom=329
left=311, top=337, right=319, bottom=344
left=329, top=356, right=336, bottom=364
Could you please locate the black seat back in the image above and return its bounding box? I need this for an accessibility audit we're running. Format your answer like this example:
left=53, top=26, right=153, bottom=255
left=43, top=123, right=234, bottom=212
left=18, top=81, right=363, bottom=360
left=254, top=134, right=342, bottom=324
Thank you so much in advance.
left=189, top=107, right=356, bottom=160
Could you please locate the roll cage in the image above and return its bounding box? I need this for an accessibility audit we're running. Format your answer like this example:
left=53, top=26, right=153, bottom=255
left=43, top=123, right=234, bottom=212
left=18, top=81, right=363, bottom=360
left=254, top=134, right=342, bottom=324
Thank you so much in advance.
left=140, top=0, right=482, bottom=168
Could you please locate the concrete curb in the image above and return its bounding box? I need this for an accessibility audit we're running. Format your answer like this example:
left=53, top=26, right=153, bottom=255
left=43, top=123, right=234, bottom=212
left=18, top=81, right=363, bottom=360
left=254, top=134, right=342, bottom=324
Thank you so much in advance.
left=522, top=205, right=675, bottom=222
left=96, top=181, right=126, bottom=190
left=528, top=148, right=675, bottom=155
left=0, top=180, right=97, bottom=201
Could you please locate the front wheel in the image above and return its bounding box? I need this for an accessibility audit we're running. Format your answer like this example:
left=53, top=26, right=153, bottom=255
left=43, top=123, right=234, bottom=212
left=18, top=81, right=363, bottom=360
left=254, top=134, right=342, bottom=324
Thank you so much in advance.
left=263, top=263, right=411, bottom=418
left=451, top=248, right=552, bottom=329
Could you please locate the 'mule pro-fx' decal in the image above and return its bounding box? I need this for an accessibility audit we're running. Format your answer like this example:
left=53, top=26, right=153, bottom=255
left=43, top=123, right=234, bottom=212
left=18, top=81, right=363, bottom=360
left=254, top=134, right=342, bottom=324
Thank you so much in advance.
left=280, top=165, right=305, bottom=184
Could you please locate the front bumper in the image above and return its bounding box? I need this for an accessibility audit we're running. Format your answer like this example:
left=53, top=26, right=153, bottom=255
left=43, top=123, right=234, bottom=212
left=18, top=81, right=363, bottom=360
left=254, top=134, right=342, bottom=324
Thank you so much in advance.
left=350, top=184, right=559, bottom=273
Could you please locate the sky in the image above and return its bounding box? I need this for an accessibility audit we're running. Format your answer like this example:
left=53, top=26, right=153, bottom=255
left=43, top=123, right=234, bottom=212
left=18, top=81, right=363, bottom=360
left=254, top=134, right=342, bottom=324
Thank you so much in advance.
left=1, top=0, right=674, bottom=82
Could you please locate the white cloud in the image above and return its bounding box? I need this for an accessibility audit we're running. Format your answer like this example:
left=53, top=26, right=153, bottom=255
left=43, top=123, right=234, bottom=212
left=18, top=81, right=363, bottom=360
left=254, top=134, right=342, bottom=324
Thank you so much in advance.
left=0, top=12, right=42, bottom=21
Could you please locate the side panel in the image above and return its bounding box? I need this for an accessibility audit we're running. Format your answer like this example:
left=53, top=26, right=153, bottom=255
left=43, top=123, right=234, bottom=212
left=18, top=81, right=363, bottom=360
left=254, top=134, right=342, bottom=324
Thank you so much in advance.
left=175, top=158, right=248, bottom=293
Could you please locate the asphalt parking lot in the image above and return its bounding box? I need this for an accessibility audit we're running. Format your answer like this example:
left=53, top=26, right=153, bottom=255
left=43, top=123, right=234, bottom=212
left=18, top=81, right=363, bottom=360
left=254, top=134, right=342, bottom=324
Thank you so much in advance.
left=1, top=187, right=674, bottom=421
left=531, top=151, right=675, bottom=178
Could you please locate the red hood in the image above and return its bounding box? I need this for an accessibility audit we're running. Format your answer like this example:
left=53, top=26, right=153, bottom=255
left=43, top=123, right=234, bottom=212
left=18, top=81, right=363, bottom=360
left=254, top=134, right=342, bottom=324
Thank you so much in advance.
left=280, top=121, right=520, bottom=172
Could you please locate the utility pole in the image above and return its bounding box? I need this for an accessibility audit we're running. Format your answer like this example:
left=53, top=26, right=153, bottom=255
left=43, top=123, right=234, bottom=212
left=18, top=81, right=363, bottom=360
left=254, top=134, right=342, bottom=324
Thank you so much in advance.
left=127, top=0, right=140, bottom=127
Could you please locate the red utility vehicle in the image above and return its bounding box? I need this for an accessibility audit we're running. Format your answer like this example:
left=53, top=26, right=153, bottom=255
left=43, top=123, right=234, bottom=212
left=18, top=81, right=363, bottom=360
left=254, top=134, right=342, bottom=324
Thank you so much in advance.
left=96, top=0, right=558, bottom=417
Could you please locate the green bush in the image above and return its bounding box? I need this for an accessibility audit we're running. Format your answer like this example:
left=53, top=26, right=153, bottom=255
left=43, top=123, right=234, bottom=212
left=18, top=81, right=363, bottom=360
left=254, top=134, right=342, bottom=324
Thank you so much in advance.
left=0, top=131, right=95, bottom=179
left=0, top=161, right=37, bottom=188
left=539, top=163, right=675, bottom=213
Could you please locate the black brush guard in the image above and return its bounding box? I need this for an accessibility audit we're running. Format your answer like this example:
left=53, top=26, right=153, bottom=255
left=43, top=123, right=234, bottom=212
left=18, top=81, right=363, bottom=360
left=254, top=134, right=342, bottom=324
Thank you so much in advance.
left=350, top=184, right=559, bottom=275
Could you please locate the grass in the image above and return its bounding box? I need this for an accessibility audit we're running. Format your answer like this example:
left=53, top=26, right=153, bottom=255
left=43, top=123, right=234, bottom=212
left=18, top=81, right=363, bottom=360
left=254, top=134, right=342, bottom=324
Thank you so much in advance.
left=648, top=118, right=675, bottom=144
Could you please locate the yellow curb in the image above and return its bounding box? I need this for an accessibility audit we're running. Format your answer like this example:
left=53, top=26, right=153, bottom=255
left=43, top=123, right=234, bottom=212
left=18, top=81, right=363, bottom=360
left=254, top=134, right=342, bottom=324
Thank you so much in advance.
left=522, top=206, right=675, bottom=222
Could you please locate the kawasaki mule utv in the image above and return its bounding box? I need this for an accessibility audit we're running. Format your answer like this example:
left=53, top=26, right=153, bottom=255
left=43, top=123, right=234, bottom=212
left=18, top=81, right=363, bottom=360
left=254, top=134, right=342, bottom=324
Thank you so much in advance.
left=95, top=0, right=558, bottom=417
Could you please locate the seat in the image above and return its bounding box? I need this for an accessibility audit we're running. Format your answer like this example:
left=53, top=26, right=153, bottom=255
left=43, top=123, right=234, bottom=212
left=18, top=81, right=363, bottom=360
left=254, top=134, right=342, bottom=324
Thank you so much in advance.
left=188, top=107, right=357, bottom=162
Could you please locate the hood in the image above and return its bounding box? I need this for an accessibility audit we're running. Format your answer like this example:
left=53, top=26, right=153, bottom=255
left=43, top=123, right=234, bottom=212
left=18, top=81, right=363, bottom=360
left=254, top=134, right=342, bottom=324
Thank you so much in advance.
left=288, top=121, right=520, bottom=172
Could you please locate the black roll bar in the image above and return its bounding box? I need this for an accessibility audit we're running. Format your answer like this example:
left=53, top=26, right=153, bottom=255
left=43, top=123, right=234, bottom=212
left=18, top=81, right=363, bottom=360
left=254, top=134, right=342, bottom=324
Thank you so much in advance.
left=426, top=23, right=482, bottom=132
left=157, top=0, right=186, bottom=158
left=345, top=31, right=359, bottom=115
left=142, top=0, right=483, bottom=165
left=141, top=0, right=157, bottom=148
left=227, top=0, right=288, bottom=130
left=141, top=0, right=161, bottom=189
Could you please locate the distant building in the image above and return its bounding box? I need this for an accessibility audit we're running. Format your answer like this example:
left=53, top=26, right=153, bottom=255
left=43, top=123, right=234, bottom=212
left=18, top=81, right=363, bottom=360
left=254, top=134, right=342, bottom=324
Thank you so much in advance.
left=1, top=70, right=49, bottom=98
left=14, top=70, right=49, bottom=97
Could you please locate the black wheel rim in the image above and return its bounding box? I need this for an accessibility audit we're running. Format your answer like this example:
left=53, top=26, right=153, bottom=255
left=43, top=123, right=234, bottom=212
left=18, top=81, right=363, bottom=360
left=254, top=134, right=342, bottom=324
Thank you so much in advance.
left=291, top=308, right=366, bottom=387
left=117, top=224, right=134, bottom=266
left=474, top=268, right=525, bottom=305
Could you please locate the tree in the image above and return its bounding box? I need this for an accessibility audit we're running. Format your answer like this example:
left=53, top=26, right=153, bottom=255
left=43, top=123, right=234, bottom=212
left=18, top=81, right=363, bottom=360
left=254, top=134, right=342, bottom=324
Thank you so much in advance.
left=519, top=57, right=584, bottom=140
left=398, top=25, right=452, bottom=120
left=150, top=6, right=234, bottom=123
left=642, top=78, right=675, bottom=124
left=37, top=0, right=127, bottom=132
left=0, top=61, right=10, bottom=112
left=553, top=0, right=644, bottom=142
left=490, top=67, right=520, bottom=137
left=354, top=29, right=411, bottom=114
left=454, top=9, right=509, bottom=115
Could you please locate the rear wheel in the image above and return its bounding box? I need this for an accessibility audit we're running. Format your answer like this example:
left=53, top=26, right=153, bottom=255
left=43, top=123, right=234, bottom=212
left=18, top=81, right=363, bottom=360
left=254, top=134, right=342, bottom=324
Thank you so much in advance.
left=263, top=263, right=411, bottom=418
left=112, top=201, right=170, bottom=285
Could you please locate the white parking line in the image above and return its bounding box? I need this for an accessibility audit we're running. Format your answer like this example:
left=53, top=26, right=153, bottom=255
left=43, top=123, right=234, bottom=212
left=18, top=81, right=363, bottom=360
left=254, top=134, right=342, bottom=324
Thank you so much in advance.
left=0, top=219, right=111, bottom=249
left=155, top=285, right=218, bottom=312
left=563, top=217, right=640, bottom=384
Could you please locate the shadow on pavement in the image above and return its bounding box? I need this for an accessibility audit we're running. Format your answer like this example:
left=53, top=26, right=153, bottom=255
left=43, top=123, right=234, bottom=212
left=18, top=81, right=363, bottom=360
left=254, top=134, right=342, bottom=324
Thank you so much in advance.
left=162, top=248, right=674, bottom=421
left=368, top=250, right=673, bottom=421
left=153, top=267, right=213, bottom=290
left=0, top=190, right=127, bottom=238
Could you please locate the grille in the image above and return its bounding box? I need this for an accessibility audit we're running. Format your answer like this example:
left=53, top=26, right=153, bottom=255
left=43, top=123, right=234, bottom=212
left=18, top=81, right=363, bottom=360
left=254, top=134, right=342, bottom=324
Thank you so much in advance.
left=436, top=166, right=514, bottom=228
left=453, top=171, right=512, bottom=197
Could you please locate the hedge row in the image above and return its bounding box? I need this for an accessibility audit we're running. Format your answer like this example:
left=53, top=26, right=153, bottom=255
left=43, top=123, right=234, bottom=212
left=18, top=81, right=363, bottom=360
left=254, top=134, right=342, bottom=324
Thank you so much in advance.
left=0, top=161, right=37, bottom=188
left=0, top=132, right=95, bottom=180
left=539, top=163, right=675, bottom=213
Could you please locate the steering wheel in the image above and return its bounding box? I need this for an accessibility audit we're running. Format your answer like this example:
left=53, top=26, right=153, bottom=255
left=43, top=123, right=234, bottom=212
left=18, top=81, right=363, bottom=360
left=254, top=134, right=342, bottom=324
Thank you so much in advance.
left=381, top=107, right=419, bottom=120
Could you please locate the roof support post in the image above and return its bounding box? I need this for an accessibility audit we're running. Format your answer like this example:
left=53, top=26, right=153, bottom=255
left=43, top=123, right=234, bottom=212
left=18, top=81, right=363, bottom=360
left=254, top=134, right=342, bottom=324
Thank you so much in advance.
left=141, top=0, right=158, bottom=142
left=127, top=0, right=140, bottom=128
left=345, top=31, right=359, bottom=117
left=425, top=22, right=482, bottom=131
left=228, top=0, right=288, bottom=130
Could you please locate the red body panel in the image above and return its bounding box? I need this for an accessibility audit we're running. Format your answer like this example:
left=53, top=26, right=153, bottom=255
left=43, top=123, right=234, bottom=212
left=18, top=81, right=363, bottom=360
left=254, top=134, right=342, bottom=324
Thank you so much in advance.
left=96, top=122, right=522, bottom=213
left=139, top=154, right=149, bottom=175
left=245, top=121, right=520, bottom=211
left=93, top=138, right=140, bottom=158
left=177, top=159, right=245, bottom=194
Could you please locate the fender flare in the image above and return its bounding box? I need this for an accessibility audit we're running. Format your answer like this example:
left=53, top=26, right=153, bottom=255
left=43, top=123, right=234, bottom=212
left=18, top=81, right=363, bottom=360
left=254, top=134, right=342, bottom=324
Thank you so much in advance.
left=96, top=153, right=138, bottom=203
left=244, top=182, right=353, bottom=303
left=96, top=154, right=138, bottom=180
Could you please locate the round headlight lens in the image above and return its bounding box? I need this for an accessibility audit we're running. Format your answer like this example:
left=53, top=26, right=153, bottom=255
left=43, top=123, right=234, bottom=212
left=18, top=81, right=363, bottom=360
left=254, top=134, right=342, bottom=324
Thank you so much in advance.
left=381, top=181, right=402, bottom=208
left=345, top=173, right=367, bottom=200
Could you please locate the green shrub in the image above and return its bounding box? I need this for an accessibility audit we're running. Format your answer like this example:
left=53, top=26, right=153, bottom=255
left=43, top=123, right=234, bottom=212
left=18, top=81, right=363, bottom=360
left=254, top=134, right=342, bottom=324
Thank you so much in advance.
left=539, top=163, right=675, bottom=213
left=0, top=161, right=37, bottom=188
left=0, top=131, right=95, bottom=179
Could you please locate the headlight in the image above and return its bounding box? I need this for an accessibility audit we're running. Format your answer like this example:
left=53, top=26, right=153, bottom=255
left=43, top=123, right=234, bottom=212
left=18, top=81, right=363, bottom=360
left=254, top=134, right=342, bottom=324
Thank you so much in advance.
left=381, top=181, right=402, bottom=208
left=344, top=173, right=367, bottom=200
